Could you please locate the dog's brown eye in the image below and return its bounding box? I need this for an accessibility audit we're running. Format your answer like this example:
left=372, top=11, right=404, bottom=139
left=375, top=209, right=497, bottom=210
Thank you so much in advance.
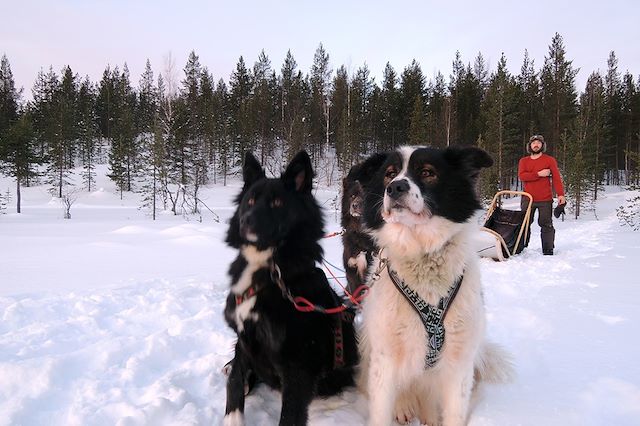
left=271, top=198, right=282, bottom=208
left=385, top=167, right=398, bottom=179
left=247, top=197, right=255, bottom=206
left=420, top=167, right=436, bottom=180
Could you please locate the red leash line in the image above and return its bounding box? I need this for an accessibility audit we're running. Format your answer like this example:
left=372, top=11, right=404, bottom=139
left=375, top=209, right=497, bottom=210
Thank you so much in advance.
left=291, top=284, right=369, bottom=314
left=292, top=260, right=371, bottom=314
left=323, top=229, right=344, bottom=238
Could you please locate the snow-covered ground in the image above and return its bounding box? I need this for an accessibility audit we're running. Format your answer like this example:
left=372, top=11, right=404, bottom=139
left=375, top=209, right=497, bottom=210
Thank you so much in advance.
left=1, top=165, right=639, bottom=426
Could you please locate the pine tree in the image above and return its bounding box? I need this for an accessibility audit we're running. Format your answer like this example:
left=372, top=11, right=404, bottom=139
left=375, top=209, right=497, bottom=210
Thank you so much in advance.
left=456, top=64, right=483, bottom=145
left=0, top=54, right=20, bottom=142
left=107, top=65, right=138, bottom=196
left=309, top=43, right=332, bottom=162
left=400, top=60, right=426, bottom=145
left=77, top=76, right=99, bottom=191
left=580, top=72, right=607, bottom=202
left=447, top=51, right=466, bottom=145
left=620, top=72, right=638, bottom=184
left=0, top=112, right=39, bottom=213
left=603, top=51, right=624, bottom=184
left=539, top=33, right=579, bottom=164
left=480, top=54, right=520, bottom=196
left=515, top=50, right=542, bottom=141
left=137, top=60, right=162, bottom=219
left=425, top=72, right=448, bottom=148
left=408, top=95, right=428, bottom=145
left=279, top=50, right=297, bottom=142
left=331, top=65, right=350, bottom=168
left=350, top=64, right=374, bottom=156
left=378, top=62, right=401, bottom=150
left=44, top=66, right=78, bottom=198
left=251, top=50, right=277, bottom=164
left=213, top=78, right=231, bottom=184
left=180, top=51, right=207, bottom=213
left=229, top=56, right=252, bottom=165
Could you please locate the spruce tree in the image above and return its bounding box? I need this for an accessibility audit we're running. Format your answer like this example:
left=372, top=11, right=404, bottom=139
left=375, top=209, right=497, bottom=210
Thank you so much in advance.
left=408, top=95, right=428, bottom=146
left=77, top=76, right=99, bottom=191
left=425, top=72, right=448, bottom=148
left=309, top=43, right=332, bottom=162
left=213, top=78, right=231, bottom=184
left=480, top=54, right=520, bottom=196
left=137, top=60, right=162, bottom=218
left=350, top=64, right=374, bottom=157
left=43, top=66, right=77, bottom=198
left=229, top=56, right=252, bottom=165
left=539, top=33, right=579, bottom=164
left=0, top=112, right=39, bottom=213
left=448, top=51, right=466, bottom=145
left=0, top=54, right=20, bottom=143
left=199, top=67, right=216, bottom=171
left=251, top=50, right=277, bottom=164
left=620, top=72, right=637, bottom=184
left=603, top=51, right=624, bottom=183
left=107, top=65, right=138, bottom=196
left=379, top=62, right=401, bottom=150
left=331, top=65, right=350, bottom=168
left=400, top=60, right=426, bottom=145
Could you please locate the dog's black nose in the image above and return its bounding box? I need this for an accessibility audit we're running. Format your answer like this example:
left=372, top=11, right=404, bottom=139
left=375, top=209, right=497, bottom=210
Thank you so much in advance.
left=386, top=179, right=409, bottom=199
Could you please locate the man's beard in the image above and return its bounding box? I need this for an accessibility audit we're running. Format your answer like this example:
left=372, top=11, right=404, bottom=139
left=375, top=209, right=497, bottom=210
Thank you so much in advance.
left=531, top=145, right=542, bottom=153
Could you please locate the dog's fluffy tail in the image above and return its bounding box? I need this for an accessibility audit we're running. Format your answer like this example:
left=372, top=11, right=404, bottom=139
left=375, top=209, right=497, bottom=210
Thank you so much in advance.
left=475, top=340, right=515, bottom=384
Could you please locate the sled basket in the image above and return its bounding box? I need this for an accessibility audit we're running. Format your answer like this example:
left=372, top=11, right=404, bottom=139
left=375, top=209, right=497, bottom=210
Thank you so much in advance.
left=478, top=191, right=533, bottom=261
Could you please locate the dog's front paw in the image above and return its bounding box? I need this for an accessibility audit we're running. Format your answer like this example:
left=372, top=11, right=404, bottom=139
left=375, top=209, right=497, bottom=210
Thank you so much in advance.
left=394, top=394, right=419, bottom=425
left=395, top=409, right=415, bottom=425
left=223, top=409, right=245, bottom=426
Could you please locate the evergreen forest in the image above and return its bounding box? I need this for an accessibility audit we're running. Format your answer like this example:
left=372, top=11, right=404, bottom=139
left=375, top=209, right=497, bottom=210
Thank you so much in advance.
left=1, top=33, right=639, bottom=220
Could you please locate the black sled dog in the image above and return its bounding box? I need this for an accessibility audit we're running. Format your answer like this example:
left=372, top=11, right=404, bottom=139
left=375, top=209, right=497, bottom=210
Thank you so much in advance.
left=223, top=151, right=358, bottom=426
left=341, top=155, right=387, bottom=294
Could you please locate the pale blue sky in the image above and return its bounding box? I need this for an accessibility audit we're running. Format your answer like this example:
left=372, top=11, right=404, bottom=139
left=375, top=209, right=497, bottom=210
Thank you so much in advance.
left=2, top=0, right=638, bottom=97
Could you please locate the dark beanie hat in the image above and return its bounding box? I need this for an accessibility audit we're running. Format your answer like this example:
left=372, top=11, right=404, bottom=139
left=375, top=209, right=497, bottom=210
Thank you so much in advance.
left=554, top=202, right=566, bottom=218
left=527, top=134, right=547, bottom=153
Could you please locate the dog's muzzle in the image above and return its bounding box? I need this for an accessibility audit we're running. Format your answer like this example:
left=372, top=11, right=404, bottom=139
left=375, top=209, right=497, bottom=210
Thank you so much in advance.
left=386, top=179, right=410, bottom=200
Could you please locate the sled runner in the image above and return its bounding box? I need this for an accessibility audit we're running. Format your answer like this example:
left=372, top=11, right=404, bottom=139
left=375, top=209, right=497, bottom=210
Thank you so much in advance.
left=476, top=190, right=533, bottom=261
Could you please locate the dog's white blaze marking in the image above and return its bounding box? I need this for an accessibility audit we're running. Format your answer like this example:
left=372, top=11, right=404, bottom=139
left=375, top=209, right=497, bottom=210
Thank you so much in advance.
left=383, top=146, right=428, bottom=224
left=223, top=409, right=244, bottom=426
left=232, top=246, right=272, bottom=332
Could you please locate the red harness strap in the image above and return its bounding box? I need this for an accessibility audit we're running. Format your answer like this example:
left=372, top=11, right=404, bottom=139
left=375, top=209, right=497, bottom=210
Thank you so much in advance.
left=235, top=283, right=264, bottom=305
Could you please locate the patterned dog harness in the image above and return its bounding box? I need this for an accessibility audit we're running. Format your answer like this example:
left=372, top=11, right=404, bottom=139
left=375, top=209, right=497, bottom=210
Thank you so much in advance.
left=388, top=267, right=464, bottom=369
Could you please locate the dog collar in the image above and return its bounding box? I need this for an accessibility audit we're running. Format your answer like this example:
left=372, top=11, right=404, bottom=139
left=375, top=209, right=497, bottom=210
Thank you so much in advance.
left=387, top=266, right=464, bottom=369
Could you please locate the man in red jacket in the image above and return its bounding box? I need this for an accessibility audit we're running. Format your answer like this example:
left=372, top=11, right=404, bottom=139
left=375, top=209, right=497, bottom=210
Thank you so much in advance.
left=518, top=134, right=566, bottom=255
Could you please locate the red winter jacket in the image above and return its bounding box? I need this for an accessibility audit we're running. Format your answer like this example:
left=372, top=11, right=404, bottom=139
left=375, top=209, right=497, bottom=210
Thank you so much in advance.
left=518, top=154, right=565, bottom=202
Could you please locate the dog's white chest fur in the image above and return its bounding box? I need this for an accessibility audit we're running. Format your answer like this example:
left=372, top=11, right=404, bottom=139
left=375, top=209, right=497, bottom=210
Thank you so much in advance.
left=360, top=223, right=489, bottom=426
left=231, top=246, right=273, bottom=332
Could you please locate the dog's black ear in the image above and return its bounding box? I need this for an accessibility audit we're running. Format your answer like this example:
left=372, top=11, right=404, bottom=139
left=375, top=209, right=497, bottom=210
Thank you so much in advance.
left=243, top=151, right=265, bottom=186
left=445, top=146, right=493, bottom=175
left=348, top=152, right=389, bottom=187
left=283, top=150, right=314, bottom=193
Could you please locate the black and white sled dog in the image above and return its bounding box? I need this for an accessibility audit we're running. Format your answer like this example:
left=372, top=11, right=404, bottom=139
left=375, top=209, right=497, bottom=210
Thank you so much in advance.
left=357, top=146, right=513, bottom=426
left=223, top=151, right=358, bottom=426
left=340, top=155, right=387, bottom=294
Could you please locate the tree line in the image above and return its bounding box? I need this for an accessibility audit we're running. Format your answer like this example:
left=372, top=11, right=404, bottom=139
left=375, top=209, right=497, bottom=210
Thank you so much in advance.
left=1, top=32, right=639, bottom=219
